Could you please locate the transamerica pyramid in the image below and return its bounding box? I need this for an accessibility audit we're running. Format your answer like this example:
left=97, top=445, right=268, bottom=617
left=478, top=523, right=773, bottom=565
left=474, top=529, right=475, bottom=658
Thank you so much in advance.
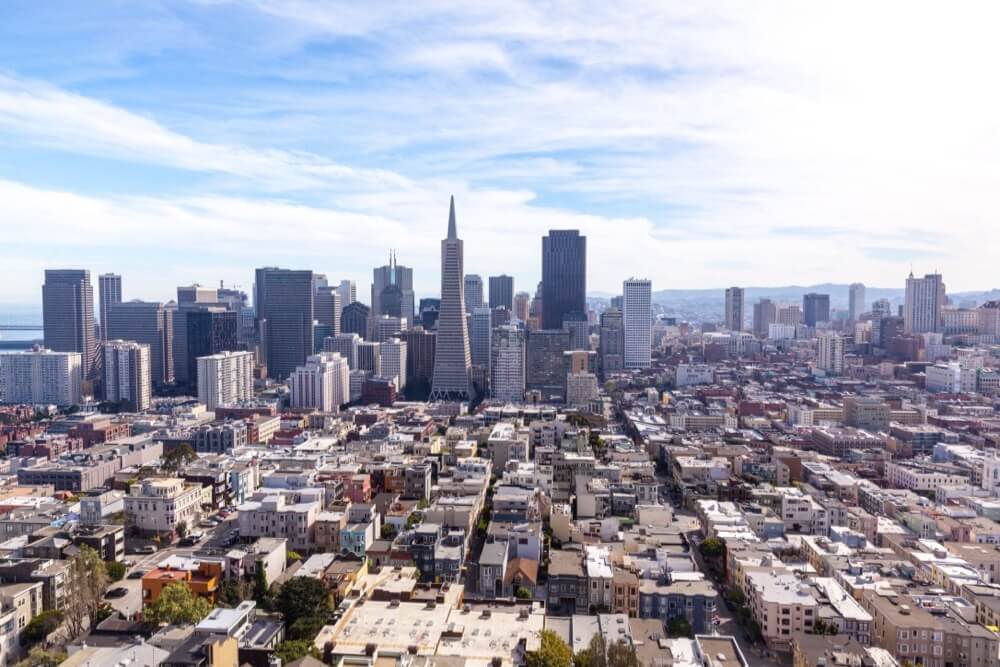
left=429, top=196, right=473, bottom=402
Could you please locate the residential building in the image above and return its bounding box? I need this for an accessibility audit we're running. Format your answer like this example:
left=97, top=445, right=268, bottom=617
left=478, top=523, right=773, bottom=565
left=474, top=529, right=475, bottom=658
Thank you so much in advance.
left=103, top=339, right=151, bottom=411
left=491, top=324, right=526, bottom=402
left=197, top=351, right=254, bottom=411
left=904, top=272, right=946, bottom=334
left=289, top=352, right=350, bottom=412
left=0, top=347, right=81, bottom=406
left=125, top=477, right=203, bottom=538
left=623, top=279, right=652, bottom=369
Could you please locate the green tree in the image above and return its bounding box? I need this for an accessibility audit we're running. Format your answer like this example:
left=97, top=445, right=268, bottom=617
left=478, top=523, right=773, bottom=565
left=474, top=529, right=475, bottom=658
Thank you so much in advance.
left=726, top=588, right=745, bottom=606
left=176, top=519, right=188, bottom=539
left=275, top=640, right=321, bottom=664
left=667, top=616, right=694, bottom=638
left=526, top=629, right=573, bottom=667
left=574, top=634, right=607, bottom=667
left=144, top=583, right=213, bottom=625
left=288, top=615, right=326, bottom=641
left=606, top=639, right=640, bottom=667
left=253, top=567, right=270, bottom=605
left=699, top=537, right=724, bottom=559
left=63, top=545, right=109, bottom=639
left=417, top=497, right=430, bottom=510
left=162, top=443, right=198, bottom=471
left=105, top=560, right=127, bottom=582
left=22, top=610, right=63, bottom=645
left=515, top=586, right=533, bottom=600
left=276, top=577, right=331, bottom=626
left=15, top=647, right=67, bottom=667
left=381, top=523, right=397, bottom=539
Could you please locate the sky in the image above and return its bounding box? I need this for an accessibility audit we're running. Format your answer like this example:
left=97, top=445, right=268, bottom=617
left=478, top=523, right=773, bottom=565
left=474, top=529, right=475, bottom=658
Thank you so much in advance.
left=1, top=1, right=998, bottom=307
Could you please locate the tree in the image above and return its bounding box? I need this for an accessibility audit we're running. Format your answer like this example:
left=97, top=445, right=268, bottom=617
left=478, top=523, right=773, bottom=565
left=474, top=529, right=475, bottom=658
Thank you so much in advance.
left=218, top=579, right=253, bottom=607
left=176, top=519, right=188, bottom=538
left=63, top=545, right=109, bottom=639
left=526, top=629, right=573, bottom=667
left=253, top=567, right=270, bottom=605
left=417, top=497, right=430, bottom=510
left=275, top=640, right=321, bottom=664
left=515, top=586, right=533, bottom=600
left=22, top=610, right=62, bottom=645
left=287, top=550, right=303, bottom=564
left=606, top=640, right=640, bottom=667
left=276, top=577, right=331, bottom=626
left=667, top=616, right=694, bottom=638
left=144, top=583, right=213, bottom=626
left=699, top=537, right=724, bottom=559
left=812, top=619, right=839, bottom=636
left=105, top=560, right=127, bottom=582
left=726, top=588, right=746, bottom=606
left=288, top=615, right=326, bottom=641
left=15, top=647, right=67, bottom=667
left=574, top=634, right=607, bottom=667
left=162, top=443, right=198, bottom=471
left=381, top=523, right=397, bottom=539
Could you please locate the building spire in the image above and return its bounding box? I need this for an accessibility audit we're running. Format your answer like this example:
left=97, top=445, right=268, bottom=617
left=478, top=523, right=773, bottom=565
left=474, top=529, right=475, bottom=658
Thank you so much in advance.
left=447, top=195, right=457, bottom=240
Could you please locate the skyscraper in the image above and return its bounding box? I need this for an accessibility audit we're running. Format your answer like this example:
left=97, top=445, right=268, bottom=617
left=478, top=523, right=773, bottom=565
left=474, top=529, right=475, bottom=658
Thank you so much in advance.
left=802, top=293, right=831, bottom=327
left=541, top=230, right=586, bottom=329
left=429, top=197, right=472, bottom=401
left=315, top=286, right=342, bottom=338
left=513, top=292, right=531, bottom=323
left=105, top=300, right=174, bottom=388
left=599, top=308, right=624, bottom=376
left=623, top=278, right=652, bottom=369
left=42, top=269, right=97, bottom=381
left=290, top=352, right=349, bottom=412
left=904, top=272, right=946, bottom=334
left=255, top=267, right=314, bottom=380
left=724, top=287, right=744, bottom=331
left=490, top=325, right=525, bottom=402
left=848, top=283, right=866, bottom=322
left=184, top=308, right=239, bottom=387
left=171, top=284, right=218, bottom=385
left=817, top=333, right=845, bottom=375
left=526, top=329, right=570, bottom=401
left=337, top=280, right=357, bottom=310
left=752, top=299, right=777, bottom=337
left=488, top=275, right=514, bottom=311
left=464, top=275, right=484, bottom=312
left=323, top=333, right=360, bottom=369
left=469, top=306, right=492, bottom=371
left=341, top=302, right=370, bottom=339
left=103, top=339, right=151, bottom=412
left=371, top=252, right=414, bottom=325
left=381, top=338, right=407, bottom=391
left=197, top=350, right=254, bottom=411
left=98, top=273, right=122, bottom=341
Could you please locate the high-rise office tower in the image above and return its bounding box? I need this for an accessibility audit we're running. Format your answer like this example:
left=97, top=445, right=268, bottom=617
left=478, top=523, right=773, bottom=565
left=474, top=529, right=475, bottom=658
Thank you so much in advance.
left=103, top=340, right=151, bottom=412
left=623, top=278, right=652, bottom=369
left=802, top=293, right=831, bottom=327
left=418, top=298, right=440, bottom=331
left=323, top=333, right=361, bottom=369
left=724, top=287, right=745, bottom=331
left=371, top=252, right=414, bottom=325
left=196, top=350, right=254, bottom=411
left=184, top=308, right=239, bottom=387
left=464, top=275, right=484, bottom=312
left=400, top=328, right=436, bottom=387
left=599, top=308, right=624, bottom=376
left=171, top=284, right=218, bottom=385
left=562, top=315, right=589, bottom=351
left=98, top=274, right=122, bottom=341
left=513, top=292, right=531, bottom=322
left=0, top=347, right=82, bottom=406
left=541, top=230, right=586, bottom=329
left=848, top=283, right=866, bottom=322
left=341, top=302, right=370, bottom=339
left=777, top=305, right=802, bottom=326
left=255, top=267, right=314, bottom=380
left=469, top=307, right=493, bottom=372
left=752, top=299, right=777, bottom=337
left=337, top=280, right=357, bottom=311
left=356, top=341, right=382, bottom=376
left=42, top=270, right=97, bottom=381
left=381, top=338, right=407, bottom=391
left=429, top=197, right=473, bottom=401
left=105, top=300, right=173, bottom=388
left=904, top=272, right=946, bottom=334
left=526, top=329, right=570, bottom=401
left=374, top=315, right=407, bottom=343
left=872, top=298, right=893, bottom=319
left=817, top=333, right=845, bottom=375
left=315, top=286, right=342, bottom=338
left=490, top=324, right=525, bottom=402
left=290, top=352, right=349, bottom=412
left=488, top=275, right=514, bottom=311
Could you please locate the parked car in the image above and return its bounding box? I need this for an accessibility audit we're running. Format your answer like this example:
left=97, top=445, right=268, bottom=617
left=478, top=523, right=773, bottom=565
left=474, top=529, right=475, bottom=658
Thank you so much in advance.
left=136, top=545, right=157, bottom=555
left=127, top=569, right=148, bottom=580
left=199, top=519, right=219, bottom=529
left=105, top=587, right=129, bottom=599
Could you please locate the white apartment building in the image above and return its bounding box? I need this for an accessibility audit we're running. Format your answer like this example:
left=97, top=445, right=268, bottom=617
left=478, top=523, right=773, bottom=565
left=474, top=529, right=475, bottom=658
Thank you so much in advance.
left=323, top=333, right=360, bottom=368
left=124, top=477, right=203, bottom=537
left=566, top=372, right=598, bottom=407
left=817, top=333, right=845, bottom=375
left=380, top=338, right=407, bottom=391
left=622, top=278, right=652, bottom=369
left=746, top=570, right=819, bottom=652
left=904, top=272, right=945, bottom=334
left=0, top=347, right=81, bottom=406
left=884, top=462, right=969, bottom=492
left=490, top=324, right=525, bottom=402
left=289, top=352, right=349, bottom=412
left=925, top=362, right=977, bottom=394
left=197, top=350, right=254, bottom=410
left=780, top=489, right=830, bottom=535
left=675, top=364, right=714, bottom=387
left=237, top=493, right=320, bottom=552
left=768, top=323, right=796, bottom=340
left=103, top=339, right=152, bottom=412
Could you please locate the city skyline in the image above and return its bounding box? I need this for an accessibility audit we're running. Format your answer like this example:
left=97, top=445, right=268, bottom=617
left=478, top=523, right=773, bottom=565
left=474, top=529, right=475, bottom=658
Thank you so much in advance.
left=3, top=4, right=1000, bottom=305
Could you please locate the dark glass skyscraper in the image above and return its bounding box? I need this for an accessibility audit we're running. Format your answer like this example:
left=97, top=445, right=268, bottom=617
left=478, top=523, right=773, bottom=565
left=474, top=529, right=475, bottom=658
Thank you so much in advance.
left=802, top=293, right=831, bottom=327
left=105, top=300, right=173, bottom=387
left=541, top=230, right=586, bottom=329
left=342, top=302, right=371, bottom=339
left=185, top=308, right=239, bottom=386
left=489, top=275, right=514, bottom=310
left=255, top=267, right=314, bottom=381
left=42, top=269, right=97, bottom=380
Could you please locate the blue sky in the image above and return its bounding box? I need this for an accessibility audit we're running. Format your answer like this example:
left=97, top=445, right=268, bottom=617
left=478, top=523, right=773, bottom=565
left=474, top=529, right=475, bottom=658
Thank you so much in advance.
left=1, top=1, right=998, bottom=305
